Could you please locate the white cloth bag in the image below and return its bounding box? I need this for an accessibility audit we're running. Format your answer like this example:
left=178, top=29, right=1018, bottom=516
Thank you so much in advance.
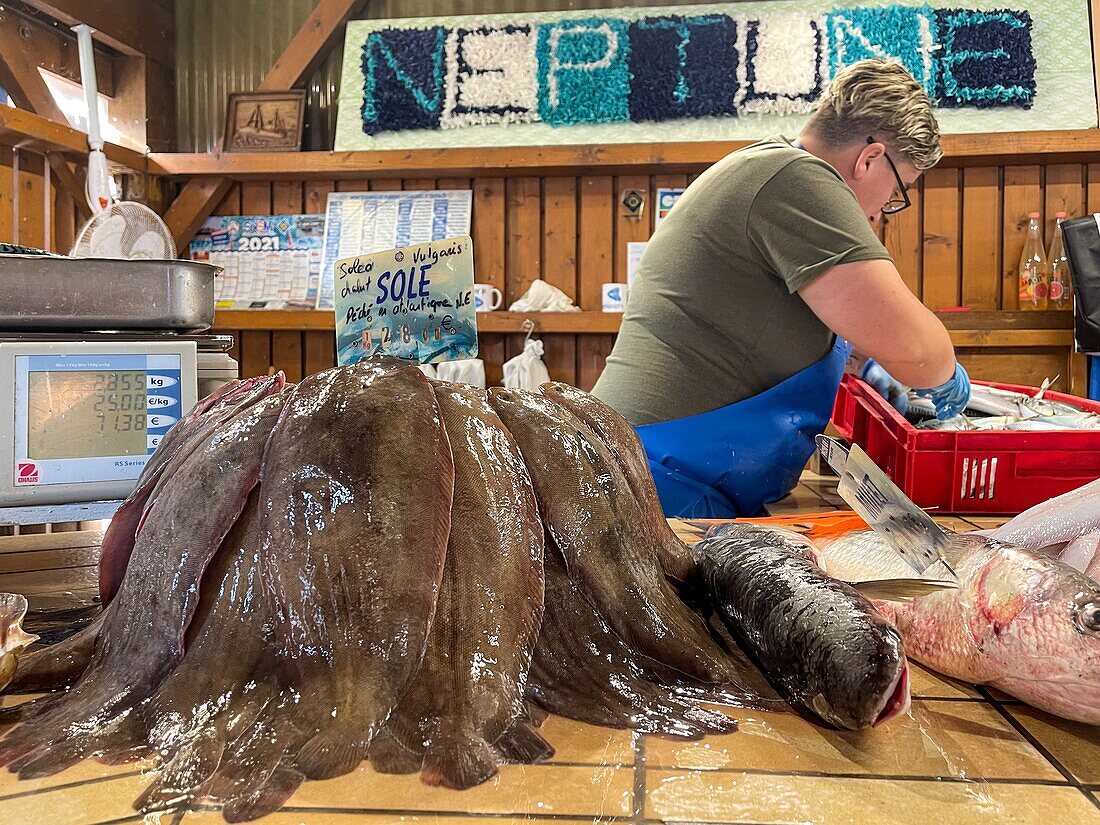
left=434, top=357, right=486, bottom=388
left=502, top=339, right=551, bottom=390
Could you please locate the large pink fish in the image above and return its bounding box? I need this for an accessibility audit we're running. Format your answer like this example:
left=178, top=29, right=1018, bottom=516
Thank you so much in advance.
left=816, top=529, right=1100, bottom=724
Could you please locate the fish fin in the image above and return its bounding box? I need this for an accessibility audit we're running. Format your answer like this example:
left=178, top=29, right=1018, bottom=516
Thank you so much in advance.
left=495, top=720, right=554, bottom=764
left=149, top=727, right=225, bottom=800
left=0, top=736, right=41, bottom=769
left=294, top=730, right=368, bottom=781
left=368, top=729, right=422, bottom=775
left=0, top=695, right=55, bottom=727
left=14, top=742, right=83, bottom=779
left=95, top=743, right=151, bottom=766
left=850, top=578, right=958, bottom=601
left=222, top=765, right=305, bottom=823
left=523, top=704, right=550, bottom=729
left=420, top=731, right=500, bottom=790
left=132, top=775, right=181, bottom=814
left=644, top=721, right=707, bottom=741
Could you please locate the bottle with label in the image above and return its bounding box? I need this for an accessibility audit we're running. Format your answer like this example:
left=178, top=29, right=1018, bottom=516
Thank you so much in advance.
left=1047, top=211, right=1073, bottom=310
left=1018, top=212, right=1048, bottom=310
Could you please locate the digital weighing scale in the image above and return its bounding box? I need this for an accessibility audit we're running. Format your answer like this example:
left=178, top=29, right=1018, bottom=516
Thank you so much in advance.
left=0, top=255, right=237, bottom=524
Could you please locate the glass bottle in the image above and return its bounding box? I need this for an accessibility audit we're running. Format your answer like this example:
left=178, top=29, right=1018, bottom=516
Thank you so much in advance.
left=1018, top=212, right=1048, bottom=310
left=1047, top=212, right=1073, bottom=310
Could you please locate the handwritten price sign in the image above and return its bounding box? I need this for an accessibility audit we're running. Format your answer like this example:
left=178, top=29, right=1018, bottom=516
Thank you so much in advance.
left=333, top=236, right=478, bottom=366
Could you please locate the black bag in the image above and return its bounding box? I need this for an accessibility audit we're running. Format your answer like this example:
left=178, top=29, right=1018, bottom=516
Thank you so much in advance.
left=1061, top=214, right=1100, bottom=353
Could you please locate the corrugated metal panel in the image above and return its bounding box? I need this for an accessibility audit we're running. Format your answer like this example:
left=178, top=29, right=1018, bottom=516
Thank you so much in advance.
left=176, top=0, right=748, bottom=152
left=175, top=0, right=322, bottom=152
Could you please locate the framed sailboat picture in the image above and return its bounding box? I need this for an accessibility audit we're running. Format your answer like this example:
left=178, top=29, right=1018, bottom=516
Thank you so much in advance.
left=223, top=89, right=306, bottom=152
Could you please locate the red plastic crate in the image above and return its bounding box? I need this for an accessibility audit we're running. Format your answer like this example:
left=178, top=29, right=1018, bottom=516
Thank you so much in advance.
left=831, top=375, right=1100, bottom=515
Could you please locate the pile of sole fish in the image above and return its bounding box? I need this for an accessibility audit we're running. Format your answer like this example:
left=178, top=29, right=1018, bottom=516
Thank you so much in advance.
left=0, top=359, right=900, bottom=823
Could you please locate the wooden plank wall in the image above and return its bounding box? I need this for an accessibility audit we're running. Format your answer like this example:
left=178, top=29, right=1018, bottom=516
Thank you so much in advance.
left=211, top=160, right=1096, bottom=391
left=0, top=148, right=74, bottom=255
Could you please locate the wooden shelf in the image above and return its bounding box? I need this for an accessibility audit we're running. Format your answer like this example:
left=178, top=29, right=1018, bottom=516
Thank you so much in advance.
left=153, top=131, right=1100, bottom=181
left=213, top=310, right=623, bottom=333
left=0, top=106, right=157, bottom=174
left=213, top=309, right=1070, bottom=342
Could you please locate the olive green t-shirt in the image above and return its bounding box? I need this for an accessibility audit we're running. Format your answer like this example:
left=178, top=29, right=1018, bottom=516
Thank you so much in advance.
left=592, top=137, right=891, bottom=425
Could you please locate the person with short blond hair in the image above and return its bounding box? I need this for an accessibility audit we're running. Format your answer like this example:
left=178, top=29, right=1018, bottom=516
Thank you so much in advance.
left=593, top=58, right=969, bottom=519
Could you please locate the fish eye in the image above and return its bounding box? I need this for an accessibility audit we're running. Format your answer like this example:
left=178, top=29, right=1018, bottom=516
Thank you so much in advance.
left=1075, top=600, right=1100, bottom=634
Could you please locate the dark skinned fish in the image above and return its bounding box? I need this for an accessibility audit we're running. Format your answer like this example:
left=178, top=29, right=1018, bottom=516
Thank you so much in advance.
left=98, top=373, right=287, bottom=604
left=487, top=387, right=738, bottom=684
left=4, top=378, right=288, bottom=706
left=695, top=523, right=911, bottom=730
left=526, top=544, right=737, bottom=738
left=128, top=491, right=281, bottom=812
left=0, top=392, right=289, bottom=777
left=376, top=382, right=546, bottom=789
left=259, top=362, right=453, bottom=782
left=538, top=381, right=695, bottom=582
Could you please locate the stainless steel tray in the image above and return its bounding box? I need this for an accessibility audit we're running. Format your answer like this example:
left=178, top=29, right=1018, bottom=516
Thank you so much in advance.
left=0, top=256, right=220, bottom=331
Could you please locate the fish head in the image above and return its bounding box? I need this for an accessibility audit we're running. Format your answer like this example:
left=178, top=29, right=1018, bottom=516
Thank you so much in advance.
left=965, top=541, right=1100, bottom=723
left=0, top=593, right=38, bottom=691
left=806, top=615, right=911, bottom=731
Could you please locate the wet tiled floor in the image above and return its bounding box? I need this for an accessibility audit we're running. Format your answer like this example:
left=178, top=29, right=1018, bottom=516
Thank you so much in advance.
left=0, top=474, right=1097, bottom=824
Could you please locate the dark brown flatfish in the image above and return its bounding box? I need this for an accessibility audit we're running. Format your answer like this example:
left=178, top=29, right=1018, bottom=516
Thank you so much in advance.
left=527, top=544, right=735, bottom=739
left=378, top=383, right=545, bottom=789
left=0, top=392, right=289, bottom=778
left=98, top=373, right=287, bottom=604
left=260, top=363, right=453, bottom=781
left=487, top=387, right=736, bottom=683
left=538, top=381, right=695, bottom=582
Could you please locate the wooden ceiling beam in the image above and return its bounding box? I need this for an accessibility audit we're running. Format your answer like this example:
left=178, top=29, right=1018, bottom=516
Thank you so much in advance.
left=164, top=0, right=369, bottom=250
left=0, top=14, right=92, bottom=219
left=18, top=0, right=174, bottom=62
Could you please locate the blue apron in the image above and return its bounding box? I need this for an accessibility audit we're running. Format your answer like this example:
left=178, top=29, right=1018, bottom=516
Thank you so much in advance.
left=636, top=337, right=852, bottom=518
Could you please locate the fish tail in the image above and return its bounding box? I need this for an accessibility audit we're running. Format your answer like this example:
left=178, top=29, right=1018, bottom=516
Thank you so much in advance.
left=420, top=730, right=500, bottom=790
left=0, top=694, right=55, bottom=727
left=222, top=765, right=305, bottom=823
left=495, top=719, right=555, bottom=764
left=294, top=729, right=368, bottom=781
left=149, top=727, right=226, bottom=801
left=5, top=612, right=103, bottom=693
left=368, top=728, right=422, bottom=775
left=132, top=774, right=181, bottom=814
left=15, top=741, right=84, bottom=780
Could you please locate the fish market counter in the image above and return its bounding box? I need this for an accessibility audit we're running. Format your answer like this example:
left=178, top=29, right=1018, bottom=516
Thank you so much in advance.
left=0, top=482, right=1097, bottom=824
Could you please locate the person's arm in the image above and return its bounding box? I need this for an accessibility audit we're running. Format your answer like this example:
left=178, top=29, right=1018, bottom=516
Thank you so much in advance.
left=798, top=258, right=955, bottom=388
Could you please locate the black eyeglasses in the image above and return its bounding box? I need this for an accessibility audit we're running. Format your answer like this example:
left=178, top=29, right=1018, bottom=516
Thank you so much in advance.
left=867, top=136, right=911, bottom=214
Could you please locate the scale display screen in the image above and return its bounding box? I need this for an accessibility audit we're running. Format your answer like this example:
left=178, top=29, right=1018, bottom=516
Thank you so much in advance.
left=0, top=341, right=199, bottom=508
left=27, top=370, right=149, bottom=459
left=5, top=350, right=190, bottom=492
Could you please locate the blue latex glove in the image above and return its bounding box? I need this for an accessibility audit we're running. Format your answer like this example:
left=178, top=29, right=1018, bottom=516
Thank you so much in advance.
left=915, top=362, right=971, bottom=420
left=860, top=359, right=909, bottom=415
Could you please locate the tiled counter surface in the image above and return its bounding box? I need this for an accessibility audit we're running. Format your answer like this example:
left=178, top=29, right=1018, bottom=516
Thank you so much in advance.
left=0, top=472, right=1097, bottom=824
